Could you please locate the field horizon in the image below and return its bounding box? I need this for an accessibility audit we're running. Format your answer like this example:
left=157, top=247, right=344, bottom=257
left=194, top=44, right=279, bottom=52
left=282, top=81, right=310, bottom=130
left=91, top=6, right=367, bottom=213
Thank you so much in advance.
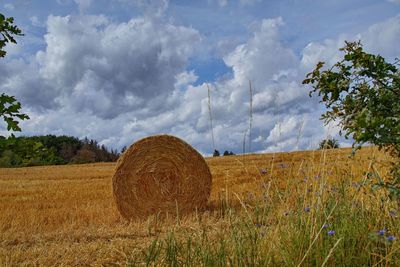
left=1, top=146, right=399, bottom=266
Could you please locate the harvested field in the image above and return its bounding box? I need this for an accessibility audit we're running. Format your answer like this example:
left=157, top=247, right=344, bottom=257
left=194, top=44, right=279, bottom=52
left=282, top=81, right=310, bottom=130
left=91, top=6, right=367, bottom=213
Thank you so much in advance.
left=0, top=146, right=398, bottom=266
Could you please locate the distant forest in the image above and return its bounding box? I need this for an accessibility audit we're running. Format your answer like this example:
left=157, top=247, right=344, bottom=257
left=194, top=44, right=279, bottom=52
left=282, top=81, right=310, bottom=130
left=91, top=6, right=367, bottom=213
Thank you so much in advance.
left=0, top=135, right=120, bottom=167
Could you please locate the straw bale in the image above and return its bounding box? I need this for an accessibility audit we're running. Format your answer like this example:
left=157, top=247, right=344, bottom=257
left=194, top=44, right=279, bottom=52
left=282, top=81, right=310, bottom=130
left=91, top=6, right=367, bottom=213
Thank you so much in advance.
left=112, top=135, right=212, bottom=219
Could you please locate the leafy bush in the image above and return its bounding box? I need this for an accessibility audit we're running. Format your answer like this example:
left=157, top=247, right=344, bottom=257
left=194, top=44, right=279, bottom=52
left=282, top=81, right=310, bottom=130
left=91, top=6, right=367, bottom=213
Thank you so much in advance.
left=319, top=138, right=340, bottom=150
left=0, top=13, right=29, bottom=135
left=0, top=135, right=119, bottom=167
left=303, top=41, right=400, bottom=199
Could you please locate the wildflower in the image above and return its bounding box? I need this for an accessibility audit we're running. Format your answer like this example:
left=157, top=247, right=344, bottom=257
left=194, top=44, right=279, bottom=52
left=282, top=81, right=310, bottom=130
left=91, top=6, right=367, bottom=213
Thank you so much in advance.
left=260, top=169, right=268, bottom=175
left=389, top=210, right=397, bottom=217
left=314, top=174, right=321, bottom=180
left=304, top=207, right=311, bottom=213
left=387, top=235, right=396, bottom=242
left=327, top=230, right=335, bottom=235
left=255, top=223, right=262, bottom=228
left=322, top=224, right=328, bottom=229
left=307, top=188, right=312, bottom=193
left=378, top=229, right=386, bottom=236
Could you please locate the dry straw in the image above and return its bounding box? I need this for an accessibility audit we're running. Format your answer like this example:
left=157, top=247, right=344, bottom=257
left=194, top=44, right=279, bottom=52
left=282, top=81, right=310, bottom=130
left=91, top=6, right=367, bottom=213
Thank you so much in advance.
left=112, top=135, right=212, bottom=220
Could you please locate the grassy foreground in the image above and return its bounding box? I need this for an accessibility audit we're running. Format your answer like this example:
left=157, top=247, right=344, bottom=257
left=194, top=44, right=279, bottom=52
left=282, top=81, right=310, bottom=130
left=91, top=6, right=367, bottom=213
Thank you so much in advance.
left=0, top=146, right=399, bottom=266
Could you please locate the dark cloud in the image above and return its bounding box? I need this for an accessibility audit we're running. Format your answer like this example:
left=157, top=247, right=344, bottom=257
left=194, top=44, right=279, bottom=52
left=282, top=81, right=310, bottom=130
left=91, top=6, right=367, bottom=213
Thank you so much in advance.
left=2, top=14, right=200, bottom=119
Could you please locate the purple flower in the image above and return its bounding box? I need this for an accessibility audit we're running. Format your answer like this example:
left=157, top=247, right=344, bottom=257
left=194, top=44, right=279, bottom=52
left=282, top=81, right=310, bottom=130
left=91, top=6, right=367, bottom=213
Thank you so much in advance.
left=389, top=210, right=397, bottom=217
left=378, top=229, right=386, bottom=236
left=322, top=224, right=328, bottom=229
left=260, top=169, right=268, bottom=175
left=387, top=235, right=396, bottom=241
left=327, top=230, right=335, bottom=235
left=279, top=163, right=288, bottom=169
left=304, top=207, right=311, bottom=213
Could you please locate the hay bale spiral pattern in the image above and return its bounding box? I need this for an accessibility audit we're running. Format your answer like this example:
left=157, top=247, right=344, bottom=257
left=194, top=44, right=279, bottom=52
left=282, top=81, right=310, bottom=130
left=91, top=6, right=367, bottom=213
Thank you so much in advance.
left=112, top=135, right=212, bottom=219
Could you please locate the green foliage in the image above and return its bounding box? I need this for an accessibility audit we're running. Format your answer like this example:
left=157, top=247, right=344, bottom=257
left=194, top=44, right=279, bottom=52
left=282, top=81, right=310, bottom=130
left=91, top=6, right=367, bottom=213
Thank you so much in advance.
left=0, top=13, right=29, bottom=135
left=319, top=138, right=340, bottom=150
left=303, top=41, right=400, bottom=199
left=0, top=149, right=20, bottom=167
left=223, top=150, right=235, bottom=156
left=127, top=177, right=400, bottom=266
left=0, top=135, right=119, bottom=167
left=303, top=41, right=400, bottom=157
left=0, top=13, right=23, bottom=58
left=0, top=93, right=30, bottom=133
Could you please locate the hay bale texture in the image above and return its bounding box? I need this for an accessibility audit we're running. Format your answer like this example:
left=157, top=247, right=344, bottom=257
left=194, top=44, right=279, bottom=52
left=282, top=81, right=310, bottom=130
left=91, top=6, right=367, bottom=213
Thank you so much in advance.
left=112, top=135, right=212, bottom=220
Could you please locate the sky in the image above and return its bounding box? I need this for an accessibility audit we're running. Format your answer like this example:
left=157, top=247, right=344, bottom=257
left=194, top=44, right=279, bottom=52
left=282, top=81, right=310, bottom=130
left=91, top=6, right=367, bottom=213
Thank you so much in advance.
left=1, top=0, right=400, bottom=155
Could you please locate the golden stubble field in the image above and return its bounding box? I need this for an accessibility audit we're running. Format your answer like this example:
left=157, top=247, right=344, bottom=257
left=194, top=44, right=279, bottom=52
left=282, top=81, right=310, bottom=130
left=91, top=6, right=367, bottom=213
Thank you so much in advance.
left=0, top=146, right=393, bottom=266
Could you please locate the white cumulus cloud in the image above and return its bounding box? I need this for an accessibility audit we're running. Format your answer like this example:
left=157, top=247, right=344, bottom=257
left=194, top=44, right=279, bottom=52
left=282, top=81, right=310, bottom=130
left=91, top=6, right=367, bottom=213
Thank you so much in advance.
left=2, top=11, right=400, bottom=155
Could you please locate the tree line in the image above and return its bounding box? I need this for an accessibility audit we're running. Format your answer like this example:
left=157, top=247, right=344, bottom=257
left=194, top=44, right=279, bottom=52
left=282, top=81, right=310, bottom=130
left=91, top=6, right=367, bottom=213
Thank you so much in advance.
left=0, top=135, right=119, bottom=167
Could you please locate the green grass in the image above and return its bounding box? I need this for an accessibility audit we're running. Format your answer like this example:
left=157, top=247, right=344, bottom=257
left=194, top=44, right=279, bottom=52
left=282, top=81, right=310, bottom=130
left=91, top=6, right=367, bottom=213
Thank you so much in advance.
left=126, top=171, right=400, bottom=266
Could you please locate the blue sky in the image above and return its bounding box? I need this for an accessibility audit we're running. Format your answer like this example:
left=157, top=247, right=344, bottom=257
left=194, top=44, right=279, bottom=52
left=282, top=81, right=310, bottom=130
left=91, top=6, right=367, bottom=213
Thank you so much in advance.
left=1, top=0, right=400, bottom=154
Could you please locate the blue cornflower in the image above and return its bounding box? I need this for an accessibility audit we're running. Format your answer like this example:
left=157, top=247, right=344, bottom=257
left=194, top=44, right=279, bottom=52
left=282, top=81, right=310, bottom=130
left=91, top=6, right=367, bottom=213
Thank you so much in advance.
left=322, top=224, right=328, bottom=229
left=327, top=230, right=335, bottom=235
left=304, top=207, right=311, bottom=213
left=387, top=235, right=396, bottom=242
left=378, top=229, right=386, bottom=236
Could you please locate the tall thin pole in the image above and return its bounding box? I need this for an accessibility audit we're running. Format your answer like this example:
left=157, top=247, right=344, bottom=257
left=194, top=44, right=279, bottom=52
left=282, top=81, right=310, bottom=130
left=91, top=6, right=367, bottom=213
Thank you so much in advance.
left=207, top=83, right=215, bottom=152
left=248, top=80, right=253, bottom=153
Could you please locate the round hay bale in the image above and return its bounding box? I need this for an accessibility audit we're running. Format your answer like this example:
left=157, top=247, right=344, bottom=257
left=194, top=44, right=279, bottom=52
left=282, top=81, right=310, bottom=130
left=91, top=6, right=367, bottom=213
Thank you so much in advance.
left=112, top=134, right=212, bottom=220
